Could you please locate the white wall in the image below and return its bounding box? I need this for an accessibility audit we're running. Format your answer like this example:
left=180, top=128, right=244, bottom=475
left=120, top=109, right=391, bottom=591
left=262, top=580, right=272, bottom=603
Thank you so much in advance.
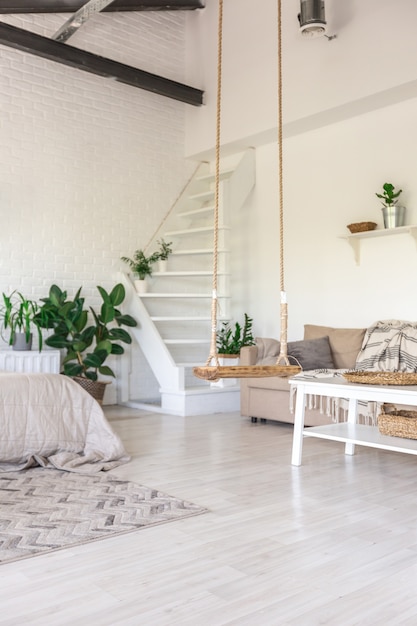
left=186, top=0, right=417, bottom=341
left=186, top=0, right=417, bottom=156
left=0, top=11, right=196, bottom=402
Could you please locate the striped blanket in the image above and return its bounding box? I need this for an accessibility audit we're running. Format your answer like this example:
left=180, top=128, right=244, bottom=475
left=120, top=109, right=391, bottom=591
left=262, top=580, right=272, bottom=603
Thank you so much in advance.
left=289, top=369, right=379, bottom=425
left=355, top=320, right=417, bottom=372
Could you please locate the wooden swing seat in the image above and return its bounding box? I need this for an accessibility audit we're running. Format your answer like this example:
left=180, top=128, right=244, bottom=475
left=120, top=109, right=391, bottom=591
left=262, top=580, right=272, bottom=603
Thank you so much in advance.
left=193, top=364, right=301, bottom=381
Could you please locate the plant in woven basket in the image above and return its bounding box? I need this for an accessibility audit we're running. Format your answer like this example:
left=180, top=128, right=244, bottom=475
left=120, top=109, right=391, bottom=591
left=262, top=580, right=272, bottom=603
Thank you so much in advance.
left=375, top=182, right=403, bottom=207
left=216, top=313, right=255, bottom=355
left=35, top=283, right=137, bottom=381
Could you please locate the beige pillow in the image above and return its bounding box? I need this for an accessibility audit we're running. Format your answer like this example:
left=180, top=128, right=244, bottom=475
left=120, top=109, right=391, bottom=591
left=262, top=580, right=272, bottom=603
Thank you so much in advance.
left=303, top=324, right=366, bottom=369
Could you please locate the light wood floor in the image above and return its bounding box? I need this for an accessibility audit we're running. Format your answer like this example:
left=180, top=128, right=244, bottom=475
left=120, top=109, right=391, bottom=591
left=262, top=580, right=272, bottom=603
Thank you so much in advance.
left=1, top=407, right=417, bottom=625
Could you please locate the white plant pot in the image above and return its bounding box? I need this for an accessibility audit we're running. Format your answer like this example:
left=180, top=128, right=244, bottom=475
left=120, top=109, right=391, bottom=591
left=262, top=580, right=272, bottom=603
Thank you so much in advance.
left=134, top=279, right=148, bottom=294
left=158, top=259, right=168, bottom=273
left=210, top=355, right=239, bottom=388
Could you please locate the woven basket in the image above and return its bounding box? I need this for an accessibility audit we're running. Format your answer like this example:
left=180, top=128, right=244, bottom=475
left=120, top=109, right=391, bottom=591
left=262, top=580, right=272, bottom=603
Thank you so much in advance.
left=343, top=371, right=417, bottom=386
left=73, top=377, right=110, bottom=405
left=378, top=408, right=417, bottom=439
left=347, top=222, right=377, bottom=234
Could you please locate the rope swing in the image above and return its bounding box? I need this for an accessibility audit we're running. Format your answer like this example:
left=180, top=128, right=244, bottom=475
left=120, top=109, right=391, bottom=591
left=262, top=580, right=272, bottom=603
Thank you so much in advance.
left=193, top=0, right=301, bottom=382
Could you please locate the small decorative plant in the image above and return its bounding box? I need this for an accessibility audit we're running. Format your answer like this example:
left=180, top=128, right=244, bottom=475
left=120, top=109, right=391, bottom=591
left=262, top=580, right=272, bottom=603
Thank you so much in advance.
left=121, top=249, right=160, bottom=280
left=216, top=313, right=255, bottom=355
left=1, top=291, right=43, bottom=349
left=376, top=182, right=403, bottom=207
left=35, top=283, right=137, bottom=381
left=157, top=238, right=173, bottom=261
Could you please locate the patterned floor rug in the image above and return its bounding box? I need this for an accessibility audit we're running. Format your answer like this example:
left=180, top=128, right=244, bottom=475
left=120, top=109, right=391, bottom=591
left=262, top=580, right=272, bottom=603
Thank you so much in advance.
left=0, top=468, right=208, bottom=564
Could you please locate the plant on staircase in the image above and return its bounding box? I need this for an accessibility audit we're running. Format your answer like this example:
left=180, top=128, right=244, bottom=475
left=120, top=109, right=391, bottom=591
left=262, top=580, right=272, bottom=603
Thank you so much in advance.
left=156, top=238, right=173, bottom=261
left=35, top=283, right=137, bottom=381
left=120, top=249, right=160, bottom=280
left=216, top=313, right=255, bottom=356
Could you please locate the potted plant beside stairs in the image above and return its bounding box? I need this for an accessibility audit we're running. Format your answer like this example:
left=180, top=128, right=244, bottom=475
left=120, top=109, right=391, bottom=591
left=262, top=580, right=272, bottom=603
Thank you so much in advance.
left=35, top=283, right=137, bottom=404
left=212, top=313, right=255, bottom=387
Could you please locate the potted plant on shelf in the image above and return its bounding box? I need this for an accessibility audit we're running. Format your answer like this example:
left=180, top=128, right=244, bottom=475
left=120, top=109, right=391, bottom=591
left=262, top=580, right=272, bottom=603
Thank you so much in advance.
left=121, top=249, right=160, bottom=293
left=156, top=238, right=173, bottom=272
left=1, top=291, right=43, bottom=351
left=376, top=182, right=406, bottom=229
left=35, top=283, right=137, bottom=403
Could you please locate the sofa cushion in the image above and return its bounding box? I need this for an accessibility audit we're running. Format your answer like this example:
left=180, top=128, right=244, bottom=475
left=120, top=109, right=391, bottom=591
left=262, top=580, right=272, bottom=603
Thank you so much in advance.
left=287, top=336, right=335, bottom=370
left=304, top=324, right=366, bottom=369
left=255, top=336, right=335, bottom=370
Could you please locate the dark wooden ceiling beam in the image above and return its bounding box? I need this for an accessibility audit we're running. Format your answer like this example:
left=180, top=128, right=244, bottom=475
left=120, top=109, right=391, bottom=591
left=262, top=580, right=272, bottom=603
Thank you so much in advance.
left=0, top=22, right=203, bottom=105
left=0, top=0, right=205, bottom=13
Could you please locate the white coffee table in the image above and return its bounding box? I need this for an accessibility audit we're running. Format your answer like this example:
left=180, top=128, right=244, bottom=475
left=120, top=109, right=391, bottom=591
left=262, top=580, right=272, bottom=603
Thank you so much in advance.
left=290, top=376, right=417, bottom=466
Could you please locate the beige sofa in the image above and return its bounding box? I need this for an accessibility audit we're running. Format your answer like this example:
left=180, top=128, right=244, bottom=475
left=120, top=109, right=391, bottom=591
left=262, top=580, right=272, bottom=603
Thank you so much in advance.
left=240, top=324, right=366, bottom=426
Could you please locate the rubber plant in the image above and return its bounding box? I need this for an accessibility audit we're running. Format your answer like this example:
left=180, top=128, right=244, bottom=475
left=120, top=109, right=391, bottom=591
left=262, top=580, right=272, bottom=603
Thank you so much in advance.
left=35, top=283, right=137, bottom=380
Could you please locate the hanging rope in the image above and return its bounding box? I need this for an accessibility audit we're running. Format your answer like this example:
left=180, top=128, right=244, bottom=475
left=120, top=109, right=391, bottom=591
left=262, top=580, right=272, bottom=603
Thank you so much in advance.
left=193, top=0, right=301, bottom=381
left=275, top=0, right=292, bottom=367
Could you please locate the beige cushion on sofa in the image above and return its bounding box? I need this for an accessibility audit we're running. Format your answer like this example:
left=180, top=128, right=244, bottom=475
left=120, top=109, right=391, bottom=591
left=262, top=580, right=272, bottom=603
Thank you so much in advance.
left=304, top=324, right=366, bottom=369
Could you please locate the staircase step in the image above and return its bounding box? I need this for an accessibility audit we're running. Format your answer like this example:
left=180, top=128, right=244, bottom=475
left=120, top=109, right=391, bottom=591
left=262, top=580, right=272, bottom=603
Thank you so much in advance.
left=188, top=190, right=215, bottom=202
left=139, top=293, right=230, bottom=298
left=196, top=168, right=234, bottom=183
left=171, top=248, right=227, bottom=256
left=164, top=339, right=210, bottom=344
left=151, top=316, right=211, bottom=321
left=165, top=226, right=230, bottom=237
left=152, top=271, right=223, bottom=277
left=178, top=205, right=214, bottom=218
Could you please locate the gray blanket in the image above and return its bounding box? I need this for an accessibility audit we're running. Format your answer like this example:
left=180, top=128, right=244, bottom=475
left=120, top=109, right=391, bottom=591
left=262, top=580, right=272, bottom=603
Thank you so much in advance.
left=0, top=372, right=130, bottom=473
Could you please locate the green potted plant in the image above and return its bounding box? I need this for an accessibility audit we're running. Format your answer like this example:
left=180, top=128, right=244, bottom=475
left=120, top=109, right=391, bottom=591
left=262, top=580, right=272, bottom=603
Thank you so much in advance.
left=35, top=283, right=137, bottom=403
left=376, top=182, right=406, bottom=229
left=156, top=238, right=173, bottom=272
left=1, top=291, right=43, bottom=351
left=216, top=313, right=255, bottom=356
left=121, top=249, right=160, bottom=293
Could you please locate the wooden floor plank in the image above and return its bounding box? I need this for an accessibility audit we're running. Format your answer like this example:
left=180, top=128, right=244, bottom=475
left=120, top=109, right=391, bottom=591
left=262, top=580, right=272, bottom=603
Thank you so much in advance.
left=1, top=407, right=417, bottom=625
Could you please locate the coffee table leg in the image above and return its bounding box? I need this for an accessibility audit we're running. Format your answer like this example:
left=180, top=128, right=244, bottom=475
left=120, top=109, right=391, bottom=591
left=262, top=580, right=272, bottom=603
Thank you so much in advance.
left=291, top=385, right=306, bottom=466
left=345, top=397, right=358, bottom=455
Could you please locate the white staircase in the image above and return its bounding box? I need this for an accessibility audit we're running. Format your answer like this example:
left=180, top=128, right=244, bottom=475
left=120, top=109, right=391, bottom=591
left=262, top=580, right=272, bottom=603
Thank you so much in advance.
left=121, top=148, right=256, bottom=416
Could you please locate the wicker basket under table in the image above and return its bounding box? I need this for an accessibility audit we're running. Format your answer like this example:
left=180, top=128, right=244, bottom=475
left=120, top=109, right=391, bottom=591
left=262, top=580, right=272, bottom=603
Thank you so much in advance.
left=378, top=409, right=417, bottom=440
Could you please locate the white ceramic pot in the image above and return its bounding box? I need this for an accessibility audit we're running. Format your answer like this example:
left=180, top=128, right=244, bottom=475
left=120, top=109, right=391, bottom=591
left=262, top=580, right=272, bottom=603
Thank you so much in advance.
left=134, top=279, right=148, bottom=294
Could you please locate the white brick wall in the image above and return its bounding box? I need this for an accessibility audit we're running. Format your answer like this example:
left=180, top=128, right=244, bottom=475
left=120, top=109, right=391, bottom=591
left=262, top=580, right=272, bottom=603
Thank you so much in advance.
left=0, top=11, right=198, bottom=403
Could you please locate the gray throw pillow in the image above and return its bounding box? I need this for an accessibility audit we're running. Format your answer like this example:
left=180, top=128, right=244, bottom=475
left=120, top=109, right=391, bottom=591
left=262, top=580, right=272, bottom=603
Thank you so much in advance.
left=288, top=336, right=335, bottom=370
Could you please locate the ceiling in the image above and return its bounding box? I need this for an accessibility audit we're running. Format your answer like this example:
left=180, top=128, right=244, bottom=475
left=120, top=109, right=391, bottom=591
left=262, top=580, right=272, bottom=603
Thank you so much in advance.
left=0, top=1, right=205, bottom=14
left=0, top=0, right=205, bottom=104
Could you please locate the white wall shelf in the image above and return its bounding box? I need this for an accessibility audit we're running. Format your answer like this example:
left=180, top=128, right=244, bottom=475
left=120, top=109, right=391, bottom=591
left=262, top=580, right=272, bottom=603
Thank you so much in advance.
left=341, top=225, right=417, bottom=265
